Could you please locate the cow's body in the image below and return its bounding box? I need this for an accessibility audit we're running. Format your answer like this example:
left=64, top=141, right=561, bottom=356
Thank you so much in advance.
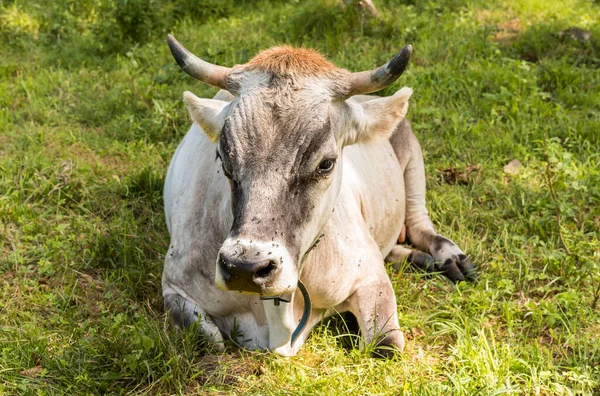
left=162, top=39, right=474, bottom=356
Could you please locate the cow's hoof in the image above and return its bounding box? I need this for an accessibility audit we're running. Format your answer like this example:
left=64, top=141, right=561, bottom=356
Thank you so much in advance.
left=438, top=259, right=464, bottom=282
left=456, top=254, right=477, bottom=281
left=408, top=251, right=435, bottom=273
left=429, top=236, right=477, bottom=283
left=371, top=330, right=404, bottom=359
left=437, top=254, right=477, bottom=283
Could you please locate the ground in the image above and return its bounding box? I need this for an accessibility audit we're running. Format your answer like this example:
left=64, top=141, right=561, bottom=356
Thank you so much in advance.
left=1, top=0, right=599, bottom=394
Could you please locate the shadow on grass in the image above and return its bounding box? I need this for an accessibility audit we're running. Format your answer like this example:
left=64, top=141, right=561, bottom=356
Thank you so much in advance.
left=502, top=22, right=600, bottom=67
left=317, top=311, right=362, bottom=352
left=85, top=167, right=167, bottom=305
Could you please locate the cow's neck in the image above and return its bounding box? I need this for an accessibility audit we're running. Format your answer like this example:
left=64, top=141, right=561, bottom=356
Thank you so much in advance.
left=262, top=294, right=298, bottom=356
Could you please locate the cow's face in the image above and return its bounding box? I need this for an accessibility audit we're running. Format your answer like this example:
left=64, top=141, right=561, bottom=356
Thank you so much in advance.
left=169, top=39, right=412, bottom=295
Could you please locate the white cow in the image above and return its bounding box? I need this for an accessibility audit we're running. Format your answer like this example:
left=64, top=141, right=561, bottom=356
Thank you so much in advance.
left=162, top=35, right=475, bottom=357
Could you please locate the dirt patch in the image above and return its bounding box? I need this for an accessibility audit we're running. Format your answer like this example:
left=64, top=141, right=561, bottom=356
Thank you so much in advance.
left=1, top=222, right=20, bottom=258
left=192, top=353, right=264, bottom=388
left=498, top=18, right=522, bottom=32
left=68, top=140, right=130, bottom=172
left=475, top=9, right=525, bottom=46
left=0, top=134, right=13, bottom=155
left=492, top=18, right=522, bottom=45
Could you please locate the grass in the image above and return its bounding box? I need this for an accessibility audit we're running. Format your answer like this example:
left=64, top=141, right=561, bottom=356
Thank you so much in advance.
left=1, top=0, right=600, bottom=393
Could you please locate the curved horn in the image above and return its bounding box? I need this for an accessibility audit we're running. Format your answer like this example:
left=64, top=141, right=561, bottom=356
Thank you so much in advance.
left=348, top=44, right=412, bottom=96
left=167, top=34, right=232, bottom=90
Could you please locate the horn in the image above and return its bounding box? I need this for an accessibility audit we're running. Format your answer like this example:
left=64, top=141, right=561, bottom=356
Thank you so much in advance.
left=167, top=34, right=232, bottom=90
left=348, top=44, right=412, bottom=96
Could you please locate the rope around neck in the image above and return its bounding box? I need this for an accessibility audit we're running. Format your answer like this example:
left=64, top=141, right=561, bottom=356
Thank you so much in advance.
left=291, top=280, right=311, bottom=346
left=259, top=280, right=311, bottom=347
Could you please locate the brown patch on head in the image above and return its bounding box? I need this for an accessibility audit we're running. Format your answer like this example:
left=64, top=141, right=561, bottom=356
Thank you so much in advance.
left=246, top=46, right=339, bottom=77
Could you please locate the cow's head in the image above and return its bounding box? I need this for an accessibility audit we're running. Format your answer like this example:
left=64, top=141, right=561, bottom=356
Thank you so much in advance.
left=168, top=35, right=412, bottom=296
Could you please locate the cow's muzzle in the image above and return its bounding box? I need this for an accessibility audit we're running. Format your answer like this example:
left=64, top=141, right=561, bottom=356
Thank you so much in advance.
left=218, top=252, right=281, bottom=293
left=215, top=238, right=296, bottom=295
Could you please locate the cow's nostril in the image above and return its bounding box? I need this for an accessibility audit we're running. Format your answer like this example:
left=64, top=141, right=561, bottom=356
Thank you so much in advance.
left=255, top=260, right=277, bottom=279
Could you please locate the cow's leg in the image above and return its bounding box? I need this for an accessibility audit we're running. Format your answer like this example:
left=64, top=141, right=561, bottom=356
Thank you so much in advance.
left=347, top=277, right=404, bottom=358
left=386, top=244, right=435, bottom=273
left=164, top=294, right=225, bottom=351
left=389, top=119, right=476, bottom=282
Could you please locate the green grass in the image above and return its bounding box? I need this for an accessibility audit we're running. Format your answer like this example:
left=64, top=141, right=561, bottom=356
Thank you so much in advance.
left=1, top=0, right=600, bottom=394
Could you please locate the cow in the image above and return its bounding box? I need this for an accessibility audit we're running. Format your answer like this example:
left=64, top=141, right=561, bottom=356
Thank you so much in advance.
left=162, top=35, right=475, bottom=357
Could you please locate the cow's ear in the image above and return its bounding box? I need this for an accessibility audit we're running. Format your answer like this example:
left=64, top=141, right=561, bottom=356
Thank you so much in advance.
left=183, top=91, right=229, bottom=141
left=343, top=87, right=412, bottom=145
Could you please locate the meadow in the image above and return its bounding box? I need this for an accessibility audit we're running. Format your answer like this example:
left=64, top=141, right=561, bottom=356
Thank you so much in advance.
left=1, top=0, right=599, bottom=394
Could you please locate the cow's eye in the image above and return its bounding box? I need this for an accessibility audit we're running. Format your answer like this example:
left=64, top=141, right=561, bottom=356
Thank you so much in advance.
left=317, top=159, right=335, bottom=175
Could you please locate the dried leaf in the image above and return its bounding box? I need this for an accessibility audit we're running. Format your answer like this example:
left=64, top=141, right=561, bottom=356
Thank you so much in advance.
left=21, top=365, right=43, bottom=377
left=503, top=159, right=522, bottom=175
left=436, top=164, right=481, bottom=185
left=411, top=327, right=425, bottom=338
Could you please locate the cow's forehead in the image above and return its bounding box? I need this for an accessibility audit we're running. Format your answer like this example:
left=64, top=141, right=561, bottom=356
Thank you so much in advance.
left=221, top=80, right=334, bottom=157
left=232, top=79, right=331, bottom=124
